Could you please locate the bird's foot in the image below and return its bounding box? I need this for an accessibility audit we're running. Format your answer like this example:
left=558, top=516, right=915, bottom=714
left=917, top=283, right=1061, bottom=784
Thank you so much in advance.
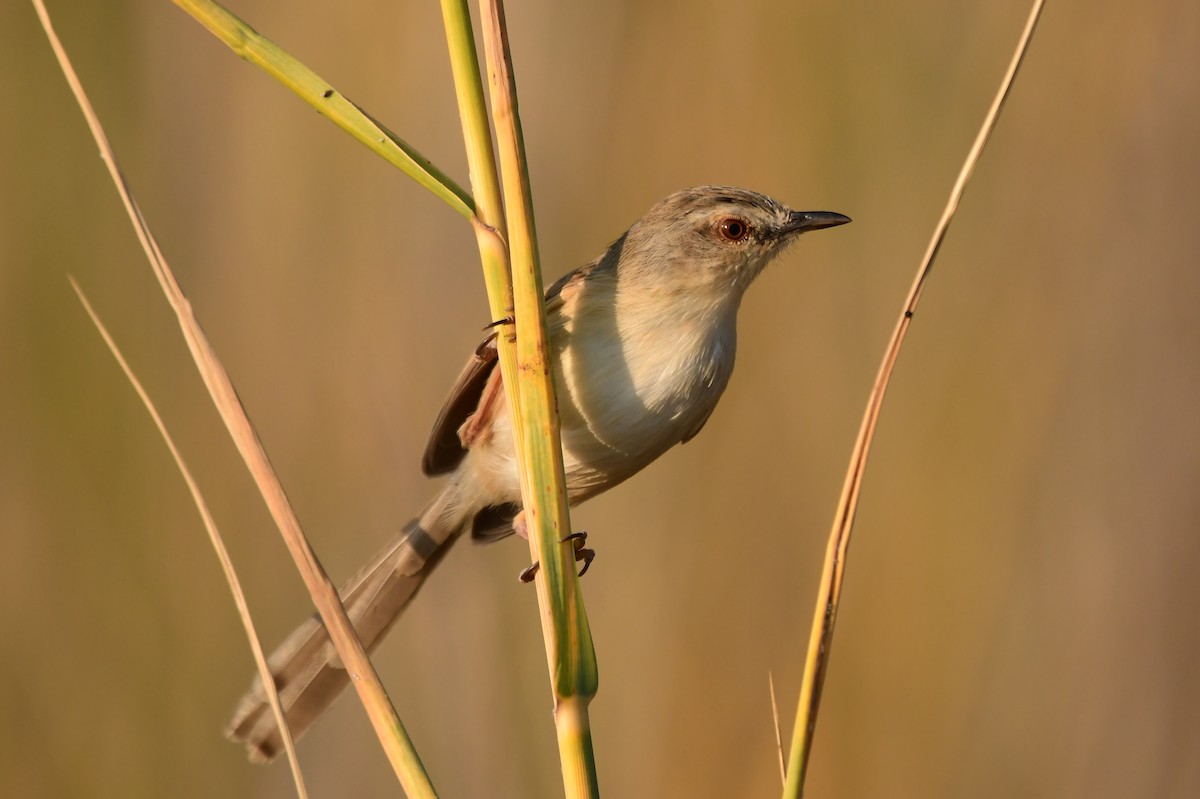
left=483, top=313, right=514, bottom=331
left=563, top=531, right=596, bottom=577
left=518, top=531, right=596, bottom=583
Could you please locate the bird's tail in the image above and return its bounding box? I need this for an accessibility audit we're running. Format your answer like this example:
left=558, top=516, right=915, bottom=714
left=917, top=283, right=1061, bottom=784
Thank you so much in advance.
left=226, top=485, right=470, bottom=762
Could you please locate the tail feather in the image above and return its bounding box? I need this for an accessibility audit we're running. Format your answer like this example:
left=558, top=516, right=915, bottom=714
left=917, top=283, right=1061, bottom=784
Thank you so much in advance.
left=226, top=491, right=466, bottom=762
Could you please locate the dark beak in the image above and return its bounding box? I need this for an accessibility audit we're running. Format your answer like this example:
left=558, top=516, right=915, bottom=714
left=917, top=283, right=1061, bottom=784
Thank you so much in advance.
left=781, top=210, right=852, bottom=236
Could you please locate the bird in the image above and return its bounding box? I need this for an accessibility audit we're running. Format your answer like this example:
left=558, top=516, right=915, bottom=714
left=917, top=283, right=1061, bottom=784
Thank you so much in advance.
left=226, top=185, right=850, bottom=762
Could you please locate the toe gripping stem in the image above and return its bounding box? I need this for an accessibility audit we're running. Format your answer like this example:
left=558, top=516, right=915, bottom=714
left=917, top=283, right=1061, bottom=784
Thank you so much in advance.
left=519, top=531, right=595, bottom=583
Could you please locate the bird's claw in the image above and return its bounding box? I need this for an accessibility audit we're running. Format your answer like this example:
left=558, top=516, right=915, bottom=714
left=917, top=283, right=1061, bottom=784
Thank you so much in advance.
left=518, top=531, right=595, bottom=583
left=518, top=561, right=538, bottom=583
left=562, top=531, right=596, bottom=577
left=483, top=314, right=515, bottom=331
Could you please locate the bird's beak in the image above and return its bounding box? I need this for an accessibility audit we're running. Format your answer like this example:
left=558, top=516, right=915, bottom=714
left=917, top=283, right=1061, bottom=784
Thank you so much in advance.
left=781, top=210, right=852, bottom=236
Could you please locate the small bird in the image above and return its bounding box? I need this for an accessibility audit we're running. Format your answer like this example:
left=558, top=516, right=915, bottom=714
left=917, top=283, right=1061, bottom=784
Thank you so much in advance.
left=227, top=186, right=850, bottom=761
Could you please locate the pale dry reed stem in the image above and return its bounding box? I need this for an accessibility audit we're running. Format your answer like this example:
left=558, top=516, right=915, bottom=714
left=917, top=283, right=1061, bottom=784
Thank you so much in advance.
left=33, top=0, right=307, bottom=790
left=69, top=281, right=310, bottom=799
left=34, top=1, right=437, bottom=794
left=769, top=672, right=786, bottom=788
left=784, top=1, right=1048, bottom=796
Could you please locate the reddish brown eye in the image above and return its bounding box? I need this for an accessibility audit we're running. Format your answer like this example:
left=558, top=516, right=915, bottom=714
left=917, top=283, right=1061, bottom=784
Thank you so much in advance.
left=718, top=217, right=750, bottom=242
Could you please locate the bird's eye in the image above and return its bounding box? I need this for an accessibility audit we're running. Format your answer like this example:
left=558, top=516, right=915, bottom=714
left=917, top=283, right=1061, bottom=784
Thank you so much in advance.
left=717, top=217, right=751, bottom=242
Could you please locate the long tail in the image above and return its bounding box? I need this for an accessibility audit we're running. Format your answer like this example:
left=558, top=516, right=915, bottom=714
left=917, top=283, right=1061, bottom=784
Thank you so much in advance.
left=226, top=486, right=469, bottom=762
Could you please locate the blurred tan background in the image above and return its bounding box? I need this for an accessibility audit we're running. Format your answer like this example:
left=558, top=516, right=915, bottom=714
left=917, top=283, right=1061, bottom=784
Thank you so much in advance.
left=4, top=1, right=1199, bottom=797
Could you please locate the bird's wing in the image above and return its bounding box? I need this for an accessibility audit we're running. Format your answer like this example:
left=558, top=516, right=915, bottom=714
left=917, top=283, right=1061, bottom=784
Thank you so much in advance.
left=419, top=263, right=596, bottom=477
left=420, top=262, right=592, bottom=472
left=421, top=333, right=500, bottom=476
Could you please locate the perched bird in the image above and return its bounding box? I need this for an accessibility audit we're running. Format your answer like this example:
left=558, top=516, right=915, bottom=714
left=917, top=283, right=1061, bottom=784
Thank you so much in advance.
left=227, top=186, right=850, bottom=761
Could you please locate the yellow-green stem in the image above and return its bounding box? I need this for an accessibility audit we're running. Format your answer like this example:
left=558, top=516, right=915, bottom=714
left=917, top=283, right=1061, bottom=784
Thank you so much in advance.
left=439, top=0, right=516, bottom=353
left=477, top=0, right=597, bottom=701
left=171, top=0, right=473, bottom=219
left=556, top=697, right=600, bottom=798
left=476, top=0, right=599, bottom=796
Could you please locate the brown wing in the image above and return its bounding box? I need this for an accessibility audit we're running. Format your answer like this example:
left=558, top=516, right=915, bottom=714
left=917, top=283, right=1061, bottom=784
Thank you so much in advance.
left=420, top=239, right=621, bottom=476
left=421, top=333, right=499, bottom=476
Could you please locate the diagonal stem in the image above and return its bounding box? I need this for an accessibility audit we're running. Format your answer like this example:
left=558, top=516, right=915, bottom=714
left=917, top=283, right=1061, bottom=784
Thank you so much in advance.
left=783, top=2, right=1048, bottom=796
left=34, top=1, right=439, bottom=794
left=171, top=0, right=474, bottom=219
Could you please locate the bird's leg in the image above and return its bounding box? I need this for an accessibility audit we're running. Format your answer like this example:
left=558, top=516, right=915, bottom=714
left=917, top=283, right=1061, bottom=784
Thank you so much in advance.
left=517, top=519, right=596, bottom=583
left=515, top=512, right=538, bottom=582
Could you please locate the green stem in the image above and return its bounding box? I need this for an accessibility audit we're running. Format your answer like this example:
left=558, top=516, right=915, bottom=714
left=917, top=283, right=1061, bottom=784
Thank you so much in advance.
left=171, top=0, right=473, bottom=219
left=439, top=0, right=511, bottom=319
left=477, top=1, right=600, bottom=797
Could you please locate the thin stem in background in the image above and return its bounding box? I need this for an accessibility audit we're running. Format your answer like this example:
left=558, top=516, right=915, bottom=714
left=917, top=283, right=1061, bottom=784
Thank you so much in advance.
left=70, top=281, right=310, bottom=799
left=769, top=672, right=786, bottom=788
left=782, top=2, right=1048, bottom=796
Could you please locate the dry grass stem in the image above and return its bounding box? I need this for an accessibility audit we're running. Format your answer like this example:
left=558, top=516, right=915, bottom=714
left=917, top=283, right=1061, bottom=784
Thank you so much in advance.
left=35, top=2, right=306, bottom=791
left=783, top=1, right=1049, bottom=796
left=34, top=1, right=436, bottom=794
left=769, top=672, right=786, bottom=788
left=68, top=281, right=309, bottom=799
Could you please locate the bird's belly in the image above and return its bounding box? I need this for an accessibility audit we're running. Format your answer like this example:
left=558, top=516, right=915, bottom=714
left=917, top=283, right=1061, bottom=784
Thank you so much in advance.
left=461, top=316, right=736, bottom=507
left=553, top=319, right=735, bottom=496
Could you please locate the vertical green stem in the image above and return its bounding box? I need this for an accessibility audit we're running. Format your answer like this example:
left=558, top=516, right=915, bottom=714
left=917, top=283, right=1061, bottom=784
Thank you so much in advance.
left=477, top=0, right=600, bottom=796
left=439, top=0, right=525, bottom=464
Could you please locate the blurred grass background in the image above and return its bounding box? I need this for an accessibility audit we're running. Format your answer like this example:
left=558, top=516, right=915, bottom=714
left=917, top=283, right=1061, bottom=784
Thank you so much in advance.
left=4, top=1, right=1199, bottom=797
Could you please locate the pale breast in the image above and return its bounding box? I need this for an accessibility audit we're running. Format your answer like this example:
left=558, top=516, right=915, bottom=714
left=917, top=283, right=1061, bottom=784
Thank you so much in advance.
left=461, top=274, right=741, bottom=508
left=552, top=294, right=737, bottom=498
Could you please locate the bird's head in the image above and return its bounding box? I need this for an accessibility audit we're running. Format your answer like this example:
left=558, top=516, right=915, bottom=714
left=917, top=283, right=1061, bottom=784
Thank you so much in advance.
left=620, top=186, right=850, bottom=296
